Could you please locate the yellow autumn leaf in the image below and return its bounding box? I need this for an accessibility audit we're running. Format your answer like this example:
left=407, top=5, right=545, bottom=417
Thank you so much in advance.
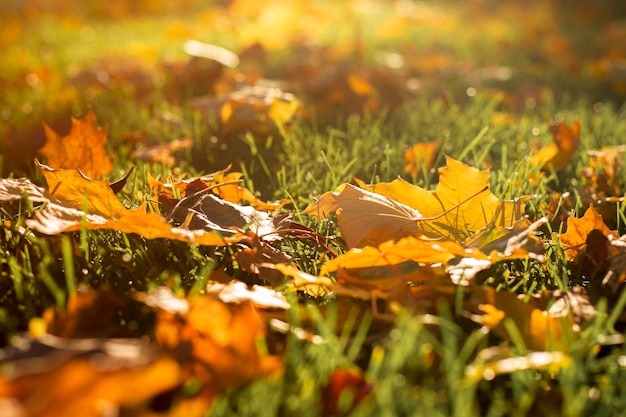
left=356, top=156, right=524, bottom=242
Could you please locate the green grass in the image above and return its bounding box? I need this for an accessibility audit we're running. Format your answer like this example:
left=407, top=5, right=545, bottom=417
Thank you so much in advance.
left=2, top=0, right=626, bottom=415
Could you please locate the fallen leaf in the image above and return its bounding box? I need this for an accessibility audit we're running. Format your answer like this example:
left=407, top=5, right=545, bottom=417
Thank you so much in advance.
left=36, top=160, right=128, bottom=219
left=306, top=157, right=524, bottom=246
left=356, top=157, right=524, bottom=242
left=578, top=230, right=626, bottom=308
left=186, top=193, right=277, bottom=238
left=191, top=85, right=300, bottom=138
left=582, top=145, right=625, bottom=198
left=530, top=120, right=581, bottom=172
left=153, top=290, right=283, bottom=392
left=0, top=171, right=235, bottom=246
left=151, top=168, right=290, bottom=214
left=0, top=351, right=181, bottom=417
left=557, top=206, right=617, bottom=260
left=38, top=110, right=113, bottom=178
left=304, top=183, right=424, bottom=248
left=234, top=235, right=292, bottom=286
left=43, top=288, right=149, bottom=339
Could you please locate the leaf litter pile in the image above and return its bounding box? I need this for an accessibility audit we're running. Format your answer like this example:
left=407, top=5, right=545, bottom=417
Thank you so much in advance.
left=2, top=0, right=626, bottom=416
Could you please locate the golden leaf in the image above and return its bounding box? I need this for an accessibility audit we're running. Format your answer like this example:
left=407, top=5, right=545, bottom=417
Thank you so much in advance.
left=357, top=157, right=524, bottom=242
left=306, top=157, right=524, bottom=247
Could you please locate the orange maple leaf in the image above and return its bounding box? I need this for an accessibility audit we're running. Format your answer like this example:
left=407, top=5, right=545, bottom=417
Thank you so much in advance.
left=557, top=205, right=618, bottom=260
left=39, top=110, right=113, bottom=178
left=530, top=120, right=580, bottom=172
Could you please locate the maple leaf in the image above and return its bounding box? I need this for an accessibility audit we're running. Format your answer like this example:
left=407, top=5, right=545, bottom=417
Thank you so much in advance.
left=557, top=206, right=617, bottom=260
left=43, top=289, right=148, bottom=339
left=530, top=120, right=581, bottom=172
left=36, top=160, right=128, bottom=219
left=306, top=156, right=524, bottom=246
left=0, top=177, right=49, bottom=203
left=234, top=234, right=292, bottom=286
left=38, top=110, right=113, bottom=178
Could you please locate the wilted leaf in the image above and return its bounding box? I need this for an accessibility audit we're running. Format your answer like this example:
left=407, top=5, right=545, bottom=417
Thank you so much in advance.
left=321, top=236, right=475, bottom=275
left=25, top=200, right=233, bottom=246
left=578, top=230, right=626, bottom=308
left=38, top=110, right=113, bottom=178
left=530, top=120, right=580, bottom=172
left=557, top=206, right=617, bottom=260
left=187, top=193, right=277, bottom=238
left=0, top=164, right=240, bottom=245
left=191, top=85, right=300, bottom=137
left=266, top=262, right=335, bottom=298
left=152, top=168, right=290, bottom=214
left=210, top=171, right=291, bottom=211
left=466, top=216, right=547, bottom=262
